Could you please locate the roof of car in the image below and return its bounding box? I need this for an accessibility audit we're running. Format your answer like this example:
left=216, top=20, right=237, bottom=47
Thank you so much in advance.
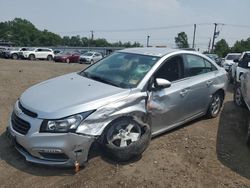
left=119, top=47, right=183, bottom=57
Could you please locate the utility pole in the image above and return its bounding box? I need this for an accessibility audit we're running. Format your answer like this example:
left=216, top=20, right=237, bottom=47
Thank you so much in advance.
left=211, top=23, right=218, bottom=52
left=192, top=24, right=196, bottom=49
left=208, top=38, right=211, bottom=52
left=90, top=30, right=94, bottom=40
left=147, top=35, right=150, bottom=47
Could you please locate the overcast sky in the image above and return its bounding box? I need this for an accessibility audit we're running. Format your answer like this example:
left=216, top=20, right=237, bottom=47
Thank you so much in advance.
left=0, top=0, right=250, bottom=51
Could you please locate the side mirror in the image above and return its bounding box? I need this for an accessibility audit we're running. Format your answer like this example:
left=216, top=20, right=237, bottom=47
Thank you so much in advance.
left=234, top=59, right=239, bottom=63
left=154, top=78, right=171, bottom=90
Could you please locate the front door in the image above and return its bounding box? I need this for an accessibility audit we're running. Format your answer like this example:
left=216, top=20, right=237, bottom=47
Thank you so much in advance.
left=147, top=55, right=190, bottom=134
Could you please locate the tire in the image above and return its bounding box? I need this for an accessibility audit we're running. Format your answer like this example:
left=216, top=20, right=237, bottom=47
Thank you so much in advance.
left=12, top=53, right=18, bottom=60
left=66, top=58, right=70, bottom=64
left=90, top=59, right=94, bottom=64
left=103, top=117, right=151, bottom=162
left=234, top=84, right=245, bottom=107
left=246, top=119, right=250, bottom=146
left=29, top=54, right=35, bottom=61
left=47, top=55, right=53, bottom=61
left=206, top=92, right=223, bottom=118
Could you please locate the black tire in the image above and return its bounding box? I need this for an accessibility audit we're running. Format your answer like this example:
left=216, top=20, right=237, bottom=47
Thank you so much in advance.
left=246, top=119, right=250, bottom=146
left=12, top=53, right=18, bottom=60
left=47, top=55, right=53, bottom=61
left=103, top=117, right=151, bottom=162
left=234, top=84, right=245, bottom=107
left=206, top=92, right=223, bottom=118
left=29, top=54, right=35, bottom=60
left=90, top=59, right=94, bottom=64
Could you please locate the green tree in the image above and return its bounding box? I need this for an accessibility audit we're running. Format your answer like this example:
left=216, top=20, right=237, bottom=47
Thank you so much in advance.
left=214, top=39, right=229, bottom=57
left=0, top=18, right=143, bottom=47
left=231, top=38, right=250, bottom=53
left=175, top=32, right=189, bottom=48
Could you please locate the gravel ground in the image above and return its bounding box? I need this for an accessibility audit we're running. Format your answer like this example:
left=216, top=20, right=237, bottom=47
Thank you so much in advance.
left=0, top=58, right=250, bottom=188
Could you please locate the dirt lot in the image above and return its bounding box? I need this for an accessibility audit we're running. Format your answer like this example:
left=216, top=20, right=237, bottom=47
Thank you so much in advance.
left=1, top=59, right=250, bottom=188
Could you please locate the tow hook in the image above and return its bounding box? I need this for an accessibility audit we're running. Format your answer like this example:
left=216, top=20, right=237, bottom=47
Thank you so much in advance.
left=74, top=149, right=82, bottom=173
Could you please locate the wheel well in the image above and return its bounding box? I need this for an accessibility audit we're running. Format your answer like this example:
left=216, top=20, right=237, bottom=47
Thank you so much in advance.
left=215, top=89, right=225, bottom=101
left=29, top=54, right=35, bottom=57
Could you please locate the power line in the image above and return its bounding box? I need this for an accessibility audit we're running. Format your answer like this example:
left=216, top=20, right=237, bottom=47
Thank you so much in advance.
left=56, top=23, right=214, bottom=34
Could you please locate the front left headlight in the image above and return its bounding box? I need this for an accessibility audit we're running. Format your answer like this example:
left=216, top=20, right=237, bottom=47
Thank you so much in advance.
left=40, top=111, right=94, bottom=133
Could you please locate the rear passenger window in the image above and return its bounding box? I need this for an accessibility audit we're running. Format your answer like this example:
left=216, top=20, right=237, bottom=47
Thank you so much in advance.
left=185, top=55, right=207, bottom=76
left=185, top=54, right=217, bottom=76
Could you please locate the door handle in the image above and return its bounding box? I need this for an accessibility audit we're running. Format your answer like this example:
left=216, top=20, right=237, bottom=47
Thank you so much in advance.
left=180, top=89, right=188, bottom=97
left=206, top=80, right=214, bottom=86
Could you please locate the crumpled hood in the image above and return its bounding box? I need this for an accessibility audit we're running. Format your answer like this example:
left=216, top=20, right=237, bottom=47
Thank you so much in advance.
left=20, top=73, right=130, bottom=119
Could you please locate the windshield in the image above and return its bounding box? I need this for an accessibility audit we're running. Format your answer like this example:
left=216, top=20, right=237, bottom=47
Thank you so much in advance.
left=83, top=52, right=94, bottom=57
left=58, top=51, right=73, bottom=55
left=206, top=54, right=218, bottom=60
left=226, top=54, right=240, bottom=60
left=79, top=52, right=159, bottom=88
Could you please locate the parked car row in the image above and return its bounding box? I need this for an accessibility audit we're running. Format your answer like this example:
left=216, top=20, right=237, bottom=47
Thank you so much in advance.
left=0, top=46, right=104, bottom=64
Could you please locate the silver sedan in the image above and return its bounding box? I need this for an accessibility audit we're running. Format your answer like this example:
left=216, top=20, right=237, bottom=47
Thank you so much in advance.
left=7, top=47, right=228, bottom=166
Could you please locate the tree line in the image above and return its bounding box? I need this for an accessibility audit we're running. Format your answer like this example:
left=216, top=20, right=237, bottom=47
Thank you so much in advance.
left=0, top=18, right=142, bottom=48
left=1, top=18, right=249, bottom=55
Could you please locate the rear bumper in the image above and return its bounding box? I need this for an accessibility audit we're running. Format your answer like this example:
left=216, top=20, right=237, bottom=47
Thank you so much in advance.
left=7, top=110, right=96, bottom=167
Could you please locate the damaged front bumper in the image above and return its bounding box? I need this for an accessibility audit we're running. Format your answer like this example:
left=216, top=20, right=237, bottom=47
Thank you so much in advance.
left=7, top=115, right=96, bottom=167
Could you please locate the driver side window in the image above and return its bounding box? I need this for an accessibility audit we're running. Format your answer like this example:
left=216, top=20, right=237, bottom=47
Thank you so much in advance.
left=154, top=55, right=185, bottom=82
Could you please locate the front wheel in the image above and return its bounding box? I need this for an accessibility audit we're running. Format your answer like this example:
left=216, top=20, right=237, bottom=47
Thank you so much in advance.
left=206, top=92, right=222, bottom=118
left=104, top=117, right=151, bottom=162
left=12, top=53, right=18, bottom=60
left=66, top=58, right=70, bottom=64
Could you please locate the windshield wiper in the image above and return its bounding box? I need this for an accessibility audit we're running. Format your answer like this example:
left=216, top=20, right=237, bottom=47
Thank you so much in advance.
left=80, top=71, right=90, bottom=78
left=88, top=74, right=121, bottom=87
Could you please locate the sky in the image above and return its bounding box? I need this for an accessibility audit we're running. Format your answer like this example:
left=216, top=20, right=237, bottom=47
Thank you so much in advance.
left=0, top=0, right=250, bottom=51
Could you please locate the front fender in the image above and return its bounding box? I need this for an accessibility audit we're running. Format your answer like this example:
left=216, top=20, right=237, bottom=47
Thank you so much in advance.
left=76, top=92, right=151, bottom=136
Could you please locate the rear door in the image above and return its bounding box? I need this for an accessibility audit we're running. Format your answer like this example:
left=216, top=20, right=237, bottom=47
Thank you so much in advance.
left=182, top=54, right=218, bottom=118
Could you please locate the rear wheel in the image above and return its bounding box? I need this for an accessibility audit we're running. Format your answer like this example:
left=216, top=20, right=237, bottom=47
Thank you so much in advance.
left=246, top=119, right=250, bottom=146
left=47, top=55, right=53, bottom=61
left=104, top=117, right=151, bottom=162
left=29, top=54, right=35, bottom=60
left=206, top=92, right=223, bottom=118
left=234, top=84, right=245, bottom=107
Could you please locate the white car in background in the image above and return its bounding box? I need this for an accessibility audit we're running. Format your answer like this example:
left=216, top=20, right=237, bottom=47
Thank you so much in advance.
left=79, top=51, right=103, bottom=64
left=231, top=51, right=250, bottom=83
left=21, top=48, right=54, bottom=61
left=222, top=53, right=241, bottom=71
left=234, top=69, right=250, bottom=145
left=5, top=47, right=30, bottom=60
